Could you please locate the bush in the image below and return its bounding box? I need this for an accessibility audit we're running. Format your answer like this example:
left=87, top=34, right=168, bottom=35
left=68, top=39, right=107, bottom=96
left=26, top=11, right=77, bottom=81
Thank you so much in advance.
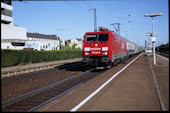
left=1, top=49, right=82, bottom=67
left=144, top=53, right=148, bottom=56
left=1, top=50, right=18, bottom=67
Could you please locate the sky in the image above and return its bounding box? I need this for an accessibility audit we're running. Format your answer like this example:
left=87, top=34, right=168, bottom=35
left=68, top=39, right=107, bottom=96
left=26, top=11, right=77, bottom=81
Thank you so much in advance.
left=12, top=0, right=169, bottom=47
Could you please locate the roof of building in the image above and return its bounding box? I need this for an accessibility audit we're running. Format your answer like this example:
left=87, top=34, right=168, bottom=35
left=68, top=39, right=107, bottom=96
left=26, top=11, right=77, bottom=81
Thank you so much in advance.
left=76, top=38, right=83, bottom=41
left=27, top=32, right=60, bottom=40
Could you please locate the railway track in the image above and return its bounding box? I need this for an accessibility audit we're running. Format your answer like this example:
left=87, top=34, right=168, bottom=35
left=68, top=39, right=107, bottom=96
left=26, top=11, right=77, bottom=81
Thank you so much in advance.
left=1, top=62, right=84, bottom=86
left=1, top=62, right=104, bottom=112
left=158, top=53, right=169, bottom=58
left=156, top=52, right=169, bottom=58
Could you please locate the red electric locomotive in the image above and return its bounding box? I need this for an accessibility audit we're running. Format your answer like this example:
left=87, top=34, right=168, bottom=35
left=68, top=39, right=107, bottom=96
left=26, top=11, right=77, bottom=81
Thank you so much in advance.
left=82, top=26, right=127, bottom=68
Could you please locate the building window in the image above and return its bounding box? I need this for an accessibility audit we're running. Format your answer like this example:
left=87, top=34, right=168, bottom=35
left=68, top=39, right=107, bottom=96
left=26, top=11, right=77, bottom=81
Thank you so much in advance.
left=11, top=42, right=25, bottom=46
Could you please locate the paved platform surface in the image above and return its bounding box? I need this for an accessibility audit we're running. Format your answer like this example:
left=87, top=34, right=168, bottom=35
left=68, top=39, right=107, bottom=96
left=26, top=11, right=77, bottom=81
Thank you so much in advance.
left=35, top=53, right=169, bottom=111
left=153, top=54, right=169, bottom=110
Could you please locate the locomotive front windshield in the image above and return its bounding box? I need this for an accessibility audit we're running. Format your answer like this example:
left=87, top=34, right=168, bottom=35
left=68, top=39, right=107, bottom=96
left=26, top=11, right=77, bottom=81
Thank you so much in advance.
left=86, top=34, right=108, bottom=42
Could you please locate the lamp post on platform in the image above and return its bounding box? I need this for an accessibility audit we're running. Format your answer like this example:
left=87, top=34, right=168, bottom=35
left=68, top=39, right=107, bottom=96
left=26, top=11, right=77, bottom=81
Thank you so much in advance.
left=144, top=13, right=162, bottom=65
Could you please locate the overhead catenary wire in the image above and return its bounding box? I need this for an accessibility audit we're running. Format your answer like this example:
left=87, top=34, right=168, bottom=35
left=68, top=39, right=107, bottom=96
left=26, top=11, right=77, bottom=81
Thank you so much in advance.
left=21, top=1, right=91, bottom=28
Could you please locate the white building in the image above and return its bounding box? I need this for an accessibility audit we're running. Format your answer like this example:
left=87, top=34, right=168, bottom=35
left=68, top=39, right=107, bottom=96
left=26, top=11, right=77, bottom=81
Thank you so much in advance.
left=25, top=32, right=60, bottom=51
left=1, top=1, right=27, bottom=50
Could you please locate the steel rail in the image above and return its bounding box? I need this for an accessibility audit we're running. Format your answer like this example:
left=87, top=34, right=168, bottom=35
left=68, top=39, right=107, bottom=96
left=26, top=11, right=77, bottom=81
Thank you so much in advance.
left=56, top=62, right=83, bottom=69
left=27, top=82, right=84, bottom=112
left=2, top=68, right=94, bottom=106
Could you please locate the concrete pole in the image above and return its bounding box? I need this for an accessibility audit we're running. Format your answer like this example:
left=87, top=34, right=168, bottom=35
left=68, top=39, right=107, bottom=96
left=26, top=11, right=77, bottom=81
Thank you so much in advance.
left=89, top=8, right=97, bottom=32
left=94, top=8, right=97, bottom=32
left=152, top=17, right=156, bottom=65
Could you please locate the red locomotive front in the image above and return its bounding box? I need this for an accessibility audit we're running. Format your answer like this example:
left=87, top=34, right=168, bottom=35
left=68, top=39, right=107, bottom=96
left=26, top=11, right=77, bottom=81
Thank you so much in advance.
left=82, top=27, right=127, bottom=69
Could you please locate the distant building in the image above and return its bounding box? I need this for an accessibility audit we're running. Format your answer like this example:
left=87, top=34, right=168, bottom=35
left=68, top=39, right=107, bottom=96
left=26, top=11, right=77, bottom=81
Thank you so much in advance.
left=75, top=38, right=83, bottom=49
left=66, top=38, right=83, bottom=49
left=25, top=32, right=60, bottom=51
left=1, top=0, right=27, bottom=50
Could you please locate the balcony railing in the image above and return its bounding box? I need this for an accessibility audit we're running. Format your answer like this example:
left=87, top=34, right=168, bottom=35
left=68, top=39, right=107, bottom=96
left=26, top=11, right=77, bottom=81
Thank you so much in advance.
left=1, top=14, right=13, bottom=23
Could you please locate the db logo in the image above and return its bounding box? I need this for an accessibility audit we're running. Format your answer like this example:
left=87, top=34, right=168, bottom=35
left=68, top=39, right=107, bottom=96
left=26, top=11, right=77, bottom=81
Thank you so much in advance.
left=95, top=44, right=98, bottom=46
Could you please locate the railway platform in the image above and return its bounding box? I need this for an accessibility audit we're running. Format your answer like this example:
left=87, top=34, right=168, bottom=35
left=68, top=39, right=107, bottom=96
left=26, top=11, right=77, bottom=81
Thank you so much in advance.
left=1, top=58, right=82, bottom=78
left=35, top=53, right=169, bottom=111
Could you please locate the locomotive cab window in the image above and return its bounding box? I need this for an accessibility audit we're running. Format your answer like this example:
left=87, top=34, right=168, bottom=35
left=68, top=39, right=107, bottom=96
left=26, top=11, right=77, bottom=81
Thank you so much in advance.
left=86, top=35, right=97, bottom=42
left=98, top=34, right=108, bottom=42
left=86, top=34, right=108, bottom=42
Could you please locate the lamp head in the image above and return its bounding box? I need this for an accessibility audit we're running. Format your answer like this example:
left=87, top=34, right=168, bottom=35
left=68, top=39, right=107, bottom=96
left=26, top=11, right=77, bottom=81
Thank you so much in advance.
left=144, top=13, right=162, bottom=17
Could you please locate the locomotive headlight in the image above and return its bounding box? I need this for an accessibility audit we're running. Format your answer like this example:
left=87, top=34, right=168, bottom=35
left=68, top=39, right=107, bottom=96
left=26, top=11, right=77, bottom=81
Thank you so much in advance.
left=85, top=52, right=90, bottom=55
left=102, top=47, right=108, bottom=51
left=102, top=52, right=108, bottom=55
left=84, top=47, right=90, bottom=51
